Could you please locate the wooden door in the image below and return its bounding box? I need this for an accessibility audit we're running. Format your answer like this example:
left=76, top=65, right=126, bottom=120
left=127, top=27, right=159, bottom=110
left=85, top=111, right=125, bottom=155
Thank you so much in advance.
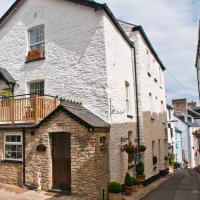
left=52, top=133, right=71, bottom=191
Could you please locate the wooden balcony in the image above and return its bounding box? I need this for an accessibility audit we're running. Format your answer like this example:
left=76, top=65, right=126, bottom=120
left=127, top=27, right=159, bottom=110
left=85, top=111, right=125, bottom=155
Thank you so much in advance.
left=0, top=95, right=59, bottom=125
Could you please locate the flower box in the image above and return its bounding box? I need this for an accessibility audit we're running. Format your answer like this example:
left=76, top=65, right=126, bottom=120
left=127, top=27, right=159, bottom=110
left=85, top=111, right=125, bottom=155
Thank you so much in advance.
left=26, top=49, right=44, bottom=62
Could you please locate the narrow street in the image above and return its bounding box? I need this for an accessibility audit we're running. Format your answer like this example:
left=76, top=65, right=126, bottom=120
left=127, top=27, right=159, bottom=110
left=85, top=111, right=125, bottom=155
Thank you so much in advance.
left=141, top=169, right=200, bottom=200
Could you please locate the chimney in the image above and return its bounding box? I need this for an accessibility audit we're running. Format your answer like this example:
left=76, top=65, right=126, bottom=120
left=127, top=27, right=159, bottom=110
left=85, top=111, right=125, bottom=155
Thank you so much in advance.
left=172, top=99, right=187, bottom=115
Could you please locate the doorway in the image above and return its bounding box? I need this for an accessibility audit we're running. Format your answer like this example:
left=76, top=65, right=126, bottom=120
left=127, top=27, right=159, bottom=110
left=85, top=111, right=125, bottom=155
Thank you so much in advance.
left=52, top=133, right=71, bottom=191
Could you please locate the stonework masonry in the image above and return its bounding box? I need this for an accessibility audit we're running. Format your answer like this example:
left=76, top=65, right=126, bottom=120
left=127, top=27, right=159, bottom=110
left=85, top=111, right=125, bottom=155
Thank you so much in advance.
left=142, top=112, right=168, bottom=179
left=109, top=122, right=137, bottom=183
left=0, top=112, right=109, bottom=200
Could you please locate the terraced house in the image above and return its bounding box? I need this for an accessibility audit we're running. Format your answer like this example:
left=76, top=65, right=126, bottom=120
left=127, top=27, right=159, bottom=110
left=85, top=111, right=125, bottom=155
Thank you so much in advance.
left=0, top=0, right=168, bottom=199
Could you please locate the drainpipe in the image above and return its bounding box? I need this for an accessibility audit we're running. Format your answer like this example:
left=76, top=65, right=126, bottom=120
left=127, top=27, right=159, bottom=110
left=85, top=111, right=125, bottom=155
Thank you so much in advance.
left=22, top=129, right=26, bottom=186
left=131, top=44, right=140, bottom=147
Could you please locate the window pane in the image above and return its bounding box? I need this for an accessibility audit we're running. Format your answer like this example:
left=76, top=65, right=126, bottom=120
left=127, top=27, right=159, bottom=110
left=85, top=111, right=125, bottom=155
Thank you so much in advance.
left=30, top=81, right=44, bottom=96
left=30, top=27, right=44, bottom=45
left=5, top=144, right=22, bottom=160
left=5, top=135, right=11, bottom=142
left=17, top=152, right=22, bottom=159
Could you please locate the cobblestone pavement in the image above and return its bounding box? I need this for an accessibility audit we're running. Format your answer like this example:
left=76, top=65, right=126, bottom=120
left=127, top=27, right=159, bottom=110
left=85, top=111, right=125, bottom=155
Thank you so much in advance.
left=140, top=169, right=200, bottom=200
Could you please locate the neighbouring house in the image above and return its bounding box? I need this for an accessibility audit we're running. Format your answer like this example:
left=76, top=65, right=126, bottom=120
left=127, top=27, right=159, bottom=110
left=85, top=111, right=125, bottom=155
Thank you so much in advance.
left=119, top=21, right=168, bottom=179
left=195, top=20, right=200, bottom=100
left=0, top=0, right=168, bottom=199
left=172, top=99, right=200, bottom=168
left=166, top=105, right=177, bottom=160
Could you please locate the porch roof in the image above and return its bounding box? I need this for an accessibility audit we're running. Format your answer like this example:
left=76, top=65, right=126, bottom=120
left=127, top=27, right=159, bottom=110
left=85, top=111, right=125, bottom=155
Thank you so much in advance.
left=35, top=101, right=110, bottom=132
left=0, top=67, right=16, bottom=85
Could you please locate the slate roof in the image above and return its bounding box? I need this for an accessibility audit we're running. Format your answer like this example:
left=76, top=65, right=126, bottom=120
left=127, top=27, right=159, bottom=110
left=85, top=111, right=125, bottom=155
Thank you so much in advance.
left=175, top=127, right=182, bottom=133
left=188, top=108, right=200, bottom=119
left=35, top=100, right=110, bottom=132
left=118, top=20, right=165, bottom=71
left=167, top=104, right=173, bottom=110
left=0, top=67, right=16, bottom=84
left=0, top=0, right=166, bottom=71
left=174, top=112, right=191, bottom=126
left=174, top=111, right=200, bottom=127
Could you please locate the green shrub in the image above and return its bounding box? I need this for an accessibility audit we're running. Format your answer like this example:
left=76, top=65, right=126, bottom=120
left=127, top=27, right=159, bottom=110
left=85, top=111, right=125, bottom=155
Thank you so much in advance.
left=164, top=156, right=168, bottom=161
left=124, top=173, right=132, bottom=187
left=153, top=156, right=158, bottom=165
left=130, top=177, right=139, bottom=185
left=139, top=145, right=147, bottom=152
left=173, top=161, right=179, bottom=169
left=136, top=162, right=144, bottom=175
left=108, top=182, right=122, bottom=193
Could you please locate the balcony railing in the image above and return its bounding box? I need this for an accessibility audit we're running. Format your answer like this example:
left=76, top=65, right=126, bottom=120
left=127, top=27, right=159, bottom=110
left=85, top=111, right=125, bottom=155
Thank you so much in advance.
left=0, top=94, right=59, bottom=125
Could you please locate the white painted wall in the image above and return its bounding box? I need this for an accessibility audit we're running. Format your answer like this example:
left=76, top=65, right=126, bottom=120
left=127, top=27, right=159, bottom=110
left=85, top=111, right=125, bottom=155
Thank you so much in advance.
left=166, top=107, right=176, bottom=156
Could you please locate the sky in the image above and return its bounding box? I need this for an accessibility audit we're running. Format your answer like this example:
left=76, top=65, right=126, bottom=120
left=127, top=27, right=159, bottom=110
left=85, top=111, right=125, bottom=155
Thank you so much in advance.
left=0, top=0, right=200, bottom=102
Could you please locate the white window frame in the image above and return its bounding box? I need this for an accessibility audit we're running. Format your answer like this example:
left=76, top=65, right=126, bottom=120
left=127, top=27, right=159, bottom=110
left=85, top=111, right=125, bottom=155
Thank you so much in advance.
left=29, top=80, right=45, bottom=96
left=28, top=25, right=45, bottom=52
left=4, top=133, right=23, bottom=161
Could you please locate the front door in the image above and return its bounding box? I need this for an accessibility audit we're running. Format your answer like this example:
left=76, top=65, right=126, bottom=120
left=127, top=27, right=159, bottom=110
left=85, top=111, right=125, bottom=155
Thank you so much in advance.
left=52, top=133, right=71, bottom=191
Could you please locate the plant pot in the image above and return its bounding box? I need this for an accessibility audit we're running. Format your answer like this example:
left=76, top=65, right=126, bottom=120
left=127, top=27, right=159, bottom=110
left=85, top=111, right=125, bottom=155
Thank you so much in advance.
left=131, top=185, right=138, bottom=193
left=136, top=175, right=145, bottom=181
left=26, top=53, right=44, bottom=62
left=108, top=193, right=121, bottom=200
left=124, top=186, right=132, bottom=195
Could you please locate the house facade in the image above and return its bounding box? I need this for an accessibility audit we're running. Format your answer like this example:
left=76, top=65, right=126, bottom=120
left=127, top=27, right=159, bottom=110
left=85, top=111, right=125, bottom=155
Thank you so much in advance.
left=0, top=0, right=167, bottom=199
left=172, top=99, right=200, bottom=168
left=119, top=21, right=168, bottom=179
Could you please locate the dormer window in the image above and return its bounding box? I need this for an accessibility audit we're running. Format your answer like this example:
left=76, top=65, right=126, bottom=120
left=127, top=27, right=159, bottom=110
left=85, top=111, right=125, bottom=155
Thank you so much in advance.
left=29, top=25, right=45, bottom=53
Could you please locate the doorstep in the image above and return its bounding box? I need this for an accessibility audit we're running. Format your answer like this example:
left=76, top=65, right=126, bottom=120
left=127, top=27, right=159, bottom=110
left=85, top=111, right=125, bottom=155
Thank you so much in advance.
left=122, top=175, right=170, bottom=200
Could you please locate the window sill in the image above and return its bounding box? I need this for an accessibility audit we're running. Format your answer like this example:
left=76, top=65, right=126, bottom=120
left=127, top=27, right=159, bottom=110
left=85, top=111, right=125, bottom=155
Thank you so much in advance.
left=127, top=115, right=133, bottom=119
left=25, top=57, right=45, bottom=63
left=1, top=160, right=23, bottom=164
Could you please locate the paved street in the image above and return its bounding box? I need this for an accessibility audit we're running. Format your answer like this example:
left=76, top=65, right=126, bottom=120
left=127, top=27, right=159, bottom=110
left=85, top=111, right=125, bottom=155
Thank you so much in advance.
left=141, top=169, right=200, bottom=200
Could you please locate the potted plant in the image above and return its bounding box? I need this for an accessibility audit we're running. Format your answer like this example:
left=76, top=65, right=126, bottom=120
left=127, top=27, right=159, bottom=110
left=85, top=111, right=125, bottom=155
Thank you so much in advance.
left=108, top=182, right=122, bottom=200
left=136, top=162, right=145, bottom=181
left=130, top=176, right=139, bottom=192
left=183, top=160, right=189, bottom=168
left=139, top=145, right=146, bottom=152
left=26, top=49, right=44, bottom=62
left=123, top=173, right=132, bottom=195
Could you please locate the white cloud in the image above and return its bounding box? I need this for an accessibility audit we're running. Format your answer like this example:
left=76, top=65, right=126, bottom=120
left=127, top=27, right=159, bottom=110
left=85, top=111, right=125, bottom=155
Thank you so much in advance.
left=98, top=0, right=200, bottom=102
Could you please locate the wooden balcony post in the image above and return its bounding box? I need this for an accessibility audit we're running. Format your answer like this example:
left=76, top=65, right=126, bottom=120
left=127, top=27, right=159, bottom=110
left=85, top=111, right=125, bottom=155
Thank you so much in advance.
left=11, top=97, right=15, bottom=124
left=35, top=96, right=39, bottom=123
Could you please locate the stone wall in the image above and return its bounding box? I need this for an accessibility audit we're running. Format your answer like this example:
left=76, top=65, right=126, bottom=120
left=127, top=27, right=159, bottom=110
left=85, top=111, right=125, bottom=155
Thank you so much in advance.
left=0, top=131, right=23, bottom=186
left=109, top=122, right=137, bottom=183
left=25, top=112, right=109, bottom=200
left=142, top=112, right=168, bottom=179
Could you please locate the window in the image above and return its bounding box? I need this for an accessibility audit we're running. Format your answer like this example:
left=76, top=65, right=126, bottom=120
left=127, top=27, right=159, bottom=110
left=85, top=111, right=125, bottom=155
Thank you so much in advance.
left=29, top=81, right=44, bottom=96
left=99, top=137, right=106, bottom=146
left=29, top=26, right=45, bottom=52
left=125, top=81, right=132, bottom=116
left=152, top=140, right=155, bottom=156
left=4, top=133, right=22, bottom=161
